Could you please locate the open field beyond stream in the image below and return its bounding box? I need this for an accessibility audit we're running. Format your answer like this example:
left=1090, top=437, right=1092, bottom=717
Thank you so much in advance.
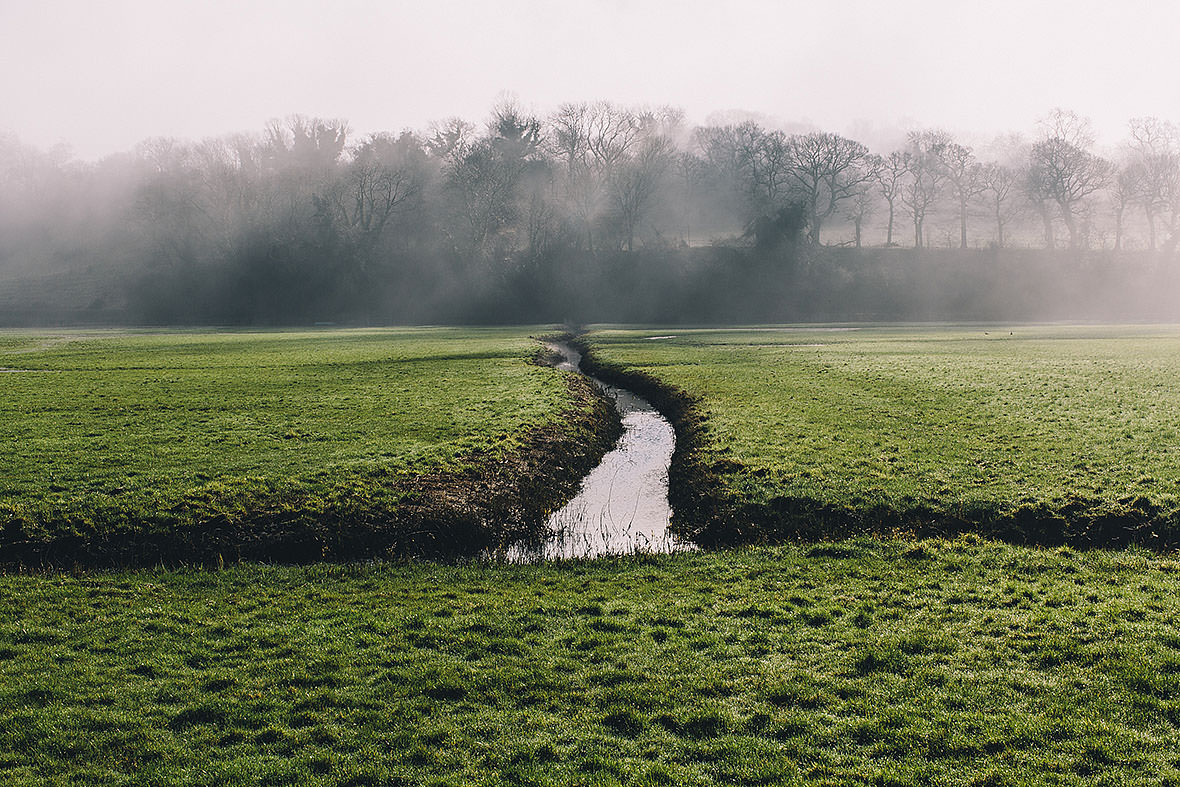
left=584, top=326, right=1180, bottom=547
left=6, top=325, right=1180, bottom=784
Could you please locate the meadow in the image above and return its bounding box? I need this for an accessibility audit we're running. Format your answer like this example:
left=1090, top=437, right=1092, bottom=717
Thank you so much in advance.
left=582, top=325, right=1180, bottom=546
left=4, top=539, right=1180, bottom=786
left=8, top=324, right=1180, bottom=784
left=0, top=328, right=613, bottom=564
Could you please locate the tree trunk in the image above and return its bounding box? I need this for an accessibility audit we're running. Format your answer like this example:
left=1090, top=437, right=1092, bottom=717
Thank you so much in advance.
left=1061, top=207, right=1078, bottom=250
left=853, top=217, right=862, bottom=248
left=960, top=197, right=968, bottom=249
left=1038, top=203, right=1055, bottom=249
left=886, top=201, right=895, bottom=245
left=1147, top=209, right=1157, bottom=251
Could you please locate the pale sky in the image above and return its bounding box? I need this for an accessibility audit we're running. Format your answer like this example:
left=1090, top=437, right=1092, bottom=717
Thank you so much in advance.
left=3, top=0, right=1179, bottom=159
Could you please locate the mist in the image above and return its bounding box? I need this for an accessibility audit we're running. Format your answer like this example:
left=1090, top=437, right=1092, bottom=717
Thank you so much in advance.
left=4, top=102, right=1180, bottom=326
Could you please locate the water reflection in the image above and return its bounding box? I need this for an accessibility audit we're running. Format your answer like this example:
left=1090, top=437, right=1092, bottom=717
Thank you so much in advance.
left=498, top=343, right=694, bottom=562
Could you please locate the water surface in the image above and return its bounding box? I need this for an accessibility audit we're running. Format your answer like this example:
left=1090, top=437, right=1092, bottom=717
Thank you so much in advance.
left=504, top=343, right=691, bottom=561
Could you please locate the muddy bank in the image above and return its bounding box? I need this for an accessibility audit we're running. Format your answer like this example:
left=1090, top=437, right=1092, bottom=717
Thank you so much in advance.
left=0, top=367, right=621, bottom=570
left=570, top=338, right=743, bottom=547
left=505, top=343, right=690, bottom=560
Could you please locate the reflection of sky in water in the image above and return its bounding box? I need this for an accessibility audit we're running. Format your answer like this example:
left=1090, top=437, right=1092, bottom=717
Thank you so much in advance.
left=501, top=344, right=693, bottom=562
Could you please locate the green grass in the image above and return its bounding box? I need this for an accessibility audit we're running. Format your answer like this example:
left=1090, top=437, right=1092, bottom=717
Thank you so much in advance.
left=0, top=327, right=594, bottom=560
left=8, top=325, right=1180, bottom=783
left=4, top=539, right=1180, bottom=785
left=583, top=325, right=1180, bottom=544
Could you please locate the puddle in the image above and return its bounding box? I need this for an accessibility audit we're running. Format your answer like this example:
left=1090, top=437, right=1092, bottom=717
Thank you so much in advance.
left=500, top=343, right=692, bottom=561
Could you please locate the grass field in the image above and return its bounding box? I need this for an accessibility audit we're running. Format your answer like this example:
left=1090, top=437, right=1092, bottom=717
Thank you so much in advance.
left=8, top=324, right=1180, bottom=783
left=0, top=328, right=611, bottom=563
left=582, top=325, right=1180, bottom=545
left=4, top=538, right=1180, bottom=786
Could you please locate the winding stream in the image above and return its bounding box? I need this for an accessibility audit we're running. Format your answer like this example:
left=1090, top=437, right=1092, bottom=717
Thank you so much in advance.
left=504, top=343, right=692, bottom=561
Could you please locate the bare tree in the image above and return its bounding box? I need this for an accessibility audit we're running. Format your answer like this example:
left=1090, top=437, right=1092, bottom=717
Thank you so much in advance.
left=900, top=130, right=949, bottom=248
left=844, top=181, right=875, bottom=248
left=425, top=117, right=476, bottom=166
left=263, top=115, right=348, bottom=173
left=442, top=140, right=513, bottom=249
left=132, top=138, right=216, bottom=267
left=548, top=103, right=597, bottom=250
left=692, top=123, right=748, bottom=188
left=322, top=132, right=425, bottom=263
left=1127, top=117, right=1180, bottom=251
left=672, top=150, right=709, bottom=245
left=747, top=129, right=794, bottom=214
left=610, top=127, right=676, bottom=251
left=784, top=132, right=872, bottom=244
left=1110, top=162, right=1139, bottom=251
left=1026, top=110, right=1111, bottom=249
left=693, top=122, right=792, bottom=221
left=871, top=151, right=906, bottom=246
left=936, top=141, right=985, bottom=248
left=438, top=102, right=546, bottom=254
left=979, top=162, right=1022, bottom=248
left=548, top=101, right=642, bottom=252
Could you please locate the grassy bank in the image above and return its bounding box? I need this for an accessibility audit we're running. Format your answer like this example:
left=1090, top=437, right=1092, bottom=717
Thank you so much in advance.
left=0, top=328, right=616, bottom=565
left=582, top=326, right=1180, bottom=547
left=3, top=539, right=1180, bottom=785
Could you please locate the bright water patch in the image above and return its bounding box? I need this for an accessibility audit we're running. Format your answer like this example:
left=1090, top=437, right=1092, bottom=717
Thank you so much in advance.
left=503, top=343, right=692, bottom=561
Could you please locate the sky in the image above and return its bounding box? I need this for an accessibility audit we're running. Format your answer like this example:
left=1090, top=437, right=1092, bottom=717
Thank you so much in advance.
left=3, top=0, right=1180, bottom=160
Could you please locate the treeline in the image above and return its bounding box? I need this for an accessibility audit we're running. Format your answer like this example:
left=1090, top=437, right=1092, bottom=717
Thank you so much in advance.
left=2, top=102, right=1180, bottom=325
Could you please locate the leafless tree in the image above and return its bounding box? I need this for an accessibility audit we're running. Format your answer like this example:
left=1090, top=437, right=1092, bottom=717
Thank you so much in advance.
left=900, top=130, right=949, bottom=248
left=671, top=150, right=709, bottom=244
left=1110, top=162, right=1139, bottom=251
left=263, top=115, right=348, bottom=173
left=1026, top=109, right=1111, bottom=249
left=693, top=122, right=792, bottom=219
left=610, top=130, right=676, bottom=252
left=132, top=138, right=212, bottom=266
left=784, top=132, right=872, bottom=244
left=255, top=116, right=352, bottom=245
left=425, top=118, right=476, bottom=166
left=979, top=162, right=1022, bottom=248
left=1127, top=117, right=1180, bottom=252
left=185, top=134, right=271, bottom=261
left=871, top=151, right=906, bottom=246
left=936, top=141, right=985, bottom=249
left=438, top=102, right=547, bottom=254
left=844, top=181, right=875, bottom=248
left=322, top=132, right=425, bottom=264
left=748, top=129, right=794, bottom=214
left=548, top=101, right=642, bottom=252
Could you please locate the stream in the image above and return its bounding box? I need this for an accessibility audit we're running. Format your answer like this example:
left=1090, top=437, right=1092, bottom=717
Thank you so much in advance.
left=503, top=342, right=692, bottom=561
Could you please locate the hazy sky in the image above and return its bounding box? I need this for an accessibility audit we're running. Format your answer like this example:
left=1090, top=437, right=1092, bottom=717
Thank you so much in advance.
left=4, top=0, right=1180, bottom=159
